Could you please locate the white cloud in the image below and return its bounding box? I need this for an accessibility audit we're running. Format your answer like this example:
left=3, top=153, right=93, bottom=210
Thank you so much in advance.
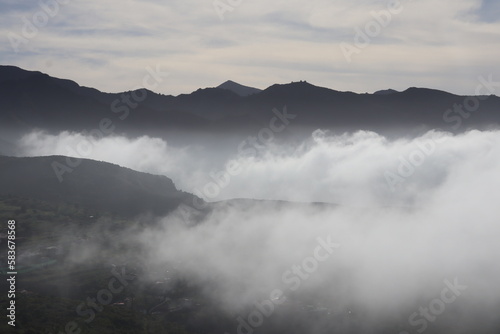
left=13, top=129, right=500, bottom=208
left=135, top=164, right=500, bottom=331
left=11, top=127, right=500, bottom=331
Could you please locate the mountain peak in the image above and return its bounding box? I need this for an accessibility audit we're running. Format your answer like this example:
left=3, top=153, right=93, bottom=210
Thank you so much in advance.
left=374, top=89, right=399, bottom=95
left=220, top=80, right=238, bottom=86
left=261, top=80, right=341, bottom=98
left=216, top=80, right=261, bottom=97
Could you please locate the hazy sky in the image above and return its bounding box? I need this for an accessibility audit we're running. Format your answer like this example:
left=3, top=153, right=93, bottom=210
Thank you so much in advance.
left=1, top=0, right=500, bottom=95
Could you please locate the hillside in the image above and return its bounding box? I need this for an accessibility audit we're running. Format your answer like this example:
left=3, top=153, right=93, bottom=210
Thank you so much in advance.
left=0, top=155, right=199, bottom=217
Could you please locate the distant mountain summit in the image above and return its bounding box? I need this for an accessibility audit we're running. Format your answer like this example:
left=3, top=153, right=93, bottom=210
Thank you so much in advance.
left=217, top=80, right=261, bottom=97
left=374, top=89, right=399, bottom=95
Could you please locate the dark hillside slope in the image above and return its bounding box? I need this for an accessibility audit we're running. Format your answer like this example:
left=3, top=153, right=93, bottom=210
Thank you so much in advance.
left=0, top=155, right=198, bottom=217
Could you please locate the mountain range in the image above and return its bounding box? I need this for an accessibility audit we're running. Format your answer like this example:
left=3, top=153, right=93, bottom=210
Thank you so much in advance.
left=1, top=65, right=499, bottom=136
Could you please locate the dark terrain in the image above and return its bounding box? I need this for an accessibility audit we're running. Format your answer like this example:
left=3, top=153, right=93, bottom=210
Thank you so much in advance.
left=1, top=65, right=499, bottom=139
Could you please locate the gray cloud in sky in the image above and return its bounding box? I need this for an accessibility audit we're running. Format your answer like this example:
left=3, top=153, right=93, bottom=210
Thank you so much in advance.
left=1, top=0, right=499, bottom=95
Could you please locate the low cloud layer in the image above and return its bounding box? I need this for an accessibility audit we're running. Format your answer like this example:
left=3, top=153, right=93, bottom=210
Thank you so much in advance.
left=138, top=195, right=500, bottom=332
left=8, top=128, right=500, bottom=332
left=13, top=128, right=500, bottom=207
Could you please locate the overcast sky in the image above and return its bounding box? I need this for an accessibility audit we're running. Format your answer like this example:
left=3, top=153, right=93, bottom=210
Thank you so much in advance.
left=1, top=0, right=499, bottom=96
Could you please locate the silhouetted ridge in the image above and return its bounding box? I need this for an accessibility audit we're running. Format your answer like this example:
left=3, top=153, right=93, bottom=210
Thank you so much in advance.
left=1, top=65, right=500, bottom=133
left=217, top=80, right=261, bottom=96
left=0, top=155, right=200, bottom=217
